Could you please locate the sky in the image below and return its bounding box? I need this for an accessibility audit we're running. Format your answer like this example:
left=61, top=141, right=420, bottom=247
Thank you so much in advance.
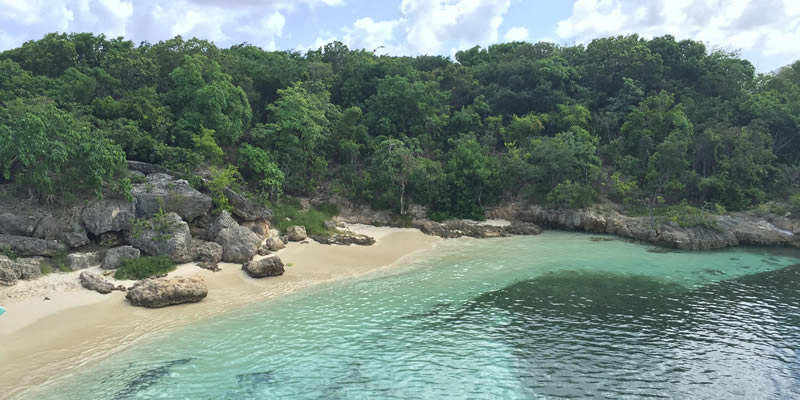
left=0, top=0, right=799, bottom=72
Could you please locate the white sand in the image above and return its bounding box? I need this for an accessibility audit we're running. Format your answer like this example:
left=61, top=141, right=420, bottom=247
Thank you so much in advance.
left=0, top=226, right=438, bottom=397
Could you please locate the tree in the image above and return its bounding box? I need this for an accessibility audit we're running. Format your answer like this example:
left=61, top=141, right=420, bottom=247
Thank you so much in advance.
left=253, top=83, right=335, bottom=194
left=167, top=54, right=252, bottom=147
left=0, top=99, right=126, bottom=200
left=238, top=144, right=285, bottom=198
left=372, top=139, right=419, bottom=215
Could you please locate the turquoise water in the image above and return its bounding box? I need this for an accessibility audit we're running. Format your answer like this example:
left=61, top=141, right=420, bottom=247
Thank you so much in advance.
left=24, top=232, right=800, bottom=399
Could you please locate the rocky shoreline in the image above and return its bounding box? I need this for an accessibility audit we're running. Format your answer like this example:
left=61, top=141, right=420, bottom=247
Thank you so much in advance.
left=2, top=166, right=799, bottom=308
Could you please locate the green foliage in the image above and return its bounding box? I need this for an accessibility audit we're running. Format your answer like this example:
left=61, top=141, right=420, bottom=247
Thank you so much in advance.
left=0, top=247, right=18, bottom=260
left=271, top=201, right=338, bottom=236
left=664, top=200, right=726, bottom=230
left=547, top=180, right=598, bottom=209
left=237, top=144, right=284, bottom=198
left=790, top=193, right=800, bottom=214
left=131, top=207, right=176, bottom=241
left=0, top=32, right=797, bottom=219
left=207, top=165, right=242, bottom=214
left=0, top=99, right=126, bottom=200
left=114, top=256, right=176, bottom=280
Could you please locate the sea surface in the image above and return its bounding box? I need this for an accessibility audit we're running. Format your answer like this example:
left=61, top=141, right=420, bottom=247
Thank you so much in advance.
left=24, top=232, right=800, bottom=399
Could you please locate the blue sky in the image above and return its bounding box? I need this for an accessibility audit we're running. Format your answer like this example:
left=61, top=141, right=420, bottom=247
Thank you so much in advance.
left=0, top=0, right=798, bottom=72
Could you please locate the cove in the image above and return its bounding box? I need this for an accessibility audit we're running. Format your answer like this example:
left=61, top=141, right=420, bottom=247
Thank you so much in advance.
left=23, top=232, right=800, bottom=399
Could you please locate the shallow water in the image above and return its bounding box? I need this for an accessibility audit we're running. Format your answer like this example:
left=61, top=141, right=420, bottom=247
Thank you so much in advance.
left=22, top=232, right=800, bottom=399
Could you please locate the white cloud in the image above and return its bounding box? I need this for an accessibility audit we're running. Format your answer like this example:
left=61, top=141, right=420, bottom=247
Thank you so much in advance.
left=345, top=17, right=403, bottom=52
left=556, top=0, right=800, bottom=70
left=400, top=0, right=511, bottom=54
left=504, top=26, right=528, bottom=42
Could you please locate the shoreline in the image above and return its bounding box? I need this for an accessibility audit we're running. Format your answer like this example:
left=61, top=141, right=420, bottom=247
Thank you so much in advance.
left=0, top=225, right=440, bottom=398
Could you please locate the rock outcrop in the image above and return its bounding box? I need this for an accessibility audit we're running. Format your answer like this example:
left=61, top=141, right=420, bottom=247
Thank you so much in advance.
left=264, top=237, right=285, bottom=252
left=132, top=173, right=212, bottom=221
left=128, top=212, right=193, bottom=263
left=0, top=212, right=40, bottom=237
left=287, top=226, right=307, bottom=242
left=0, top=234, right=67, bottom=257
left=242, top=256, right=285, bottom=278
left=310, top=234, right=376, bottom=246
left=516, top=205, right=800, bottom=250
left=0, top=256, right=42, bottom=285
left=32, top=212, right=89, bottom=248
left=224, top=188, right=272, bottom=221
left=207, top=211, right=261, bottom=263
left=81, top=198, right=136, bottom=235
left=417, top=220, right=509, bottom=239
left=191, top=239, right=223, bottom=264
left=126, top=276, right=208, bottom=308
left=65, top=252, right=101, bottom=271
left=79, top=271, right=116, bottom=294
left=101, top=246, right=141, bottom=269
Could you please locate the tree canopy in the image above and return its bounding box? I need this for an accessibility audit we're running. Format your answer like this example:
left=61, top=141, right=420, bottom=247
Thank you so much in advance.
left=1, top=33, right=798, bottom=217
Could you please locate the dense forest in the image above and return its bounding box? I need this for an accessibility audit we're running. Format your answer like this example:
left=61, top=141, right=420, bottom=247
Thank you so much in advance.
left=1, top=33, right=799, bottom=220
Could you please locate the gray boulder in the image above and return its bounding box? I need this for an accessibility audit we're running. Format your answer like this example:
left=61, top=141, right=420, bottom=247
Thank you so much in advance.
left=81, top=198, right=136, bottom=235
left=224, top=188, right=272, bottom=221
left=287, top=226, right=307, bottom=242
left=0, top=212, right=40, bottom=236
left=323, top=220, right=338, bottom=231
left=132, top=173, right=212, bottom=221
left=206, top=210, right=238, bottom=241
left=66, top=252, right=101, bottom=271
left=32, top=212, right=89, bottom=248
left=208, top=211, right=261, bottom=263
left=79, top=271, right=115, bottom=294
left=311, top=234, right=375, bottom=246
left=215, top=226, right=261, bottom=263
left=0, top=256, right=43, bottom=284
left=126, top=276, right=208, bottom=308
left=101, top=246, right=141, bottom=269
left=503, top=222, right=543, bottom=236
left=128, top=212, right=193, bottom=263
left=242, top=256, right=285, bottom=278
left=0, top=234, right=67, bottom=257
left=192, top=239, right=223, bottom=264
left=264, top=237, right=285, bottom=252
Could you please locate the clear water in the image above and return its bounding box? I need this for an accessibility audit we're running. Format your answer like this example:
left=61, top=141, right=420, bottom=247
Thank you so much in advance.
left=25, top=232, right=800, bottom=399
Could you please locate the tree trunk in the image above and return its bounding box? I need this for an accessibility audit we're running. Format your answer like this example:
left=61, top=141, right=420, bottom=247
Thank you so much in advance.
left=400, top=182, right=406, bottom=216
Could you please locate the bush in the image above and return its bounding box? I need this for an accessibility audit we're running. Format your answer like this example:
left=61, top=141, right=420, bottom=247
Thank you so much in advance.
left=664, top=200, right=725, bottom=230
left=790, top=193, right=800, bottom=214
left=546, top=180, right=598, bottom=209
left=237, top=144, right=284, bottom=198
left=272, top=201, right=338, bottom=236
left=114, top=256, right=175, bottom=280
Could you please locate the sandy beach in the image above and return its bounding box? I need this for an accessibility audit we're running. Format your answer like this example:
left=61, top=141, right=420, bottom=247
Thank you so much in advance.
left=0, top=225, right=438, bottom=398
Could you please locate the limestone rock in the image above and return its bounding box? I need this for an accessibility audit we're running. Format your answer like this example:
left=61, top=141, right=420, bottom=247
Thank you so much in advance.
left=207, top=211, right=261, bottom=263
left=132, top=173, right=212, bottom=221
left=101, top=246, right=141, bottom=269
left=224, top=188, right=272, bottom=221
left=0, top=256, right=43, bottom=284
left=32, top=212, right=89, bottom=248
left=503, top=221, right=543, bottom=236
left=310, top=234, right=376, bottom=246
left=287, top=226, right=307, bottom=242
left=0, top=213, right=40, bottom=236
left=128, top=212, right=193, bottom=263
left=323, top=220, right=338, bottom=231
left=126, top=276, right=208, bottom=308
left=215, top=226, right=261, bottom=263
left=191, top=239, right=223, bottom=264
left=79, top=271, right=115, bottom=294
left=66, top=252, right=101, bottom=271
left=264, top=237, right=285, bottom=252
left=0, top=234, right=67, bottom=257
left=81, top=198, right=136, bottom=235
left=242, top=256, right=285, bottom=278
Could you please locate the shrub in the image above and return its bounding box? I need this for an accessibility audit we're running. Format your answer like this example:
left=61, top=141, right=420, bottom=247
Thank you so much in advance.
left=790, top=192, right=800, bottom=214
left=664, top=200, right=725, bottom=230
left=0, top=246, right=18, bottom=260
left=114, top=256, right=175, bottom=280
left=207, top=165, right=242, bottom=214
left=547, top=180, right=598, bottom=209
left=238, top=144, right=284, bottom=199
left=272, top=201, right=338, bottom=236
